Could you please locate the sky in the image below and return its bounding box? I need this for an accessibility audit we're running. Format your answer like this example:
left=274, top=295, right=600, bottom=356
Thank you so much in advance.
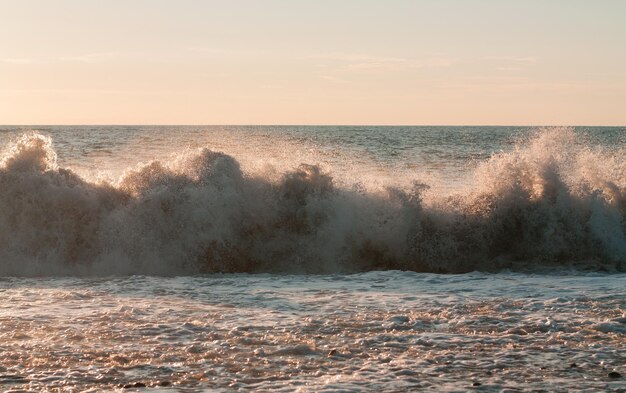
left=1, top=0, right=625, bottom=125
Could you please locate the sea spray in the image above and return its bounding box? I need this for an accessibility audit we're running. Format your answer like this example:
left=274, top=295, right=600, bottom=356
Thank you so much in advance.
left=0, top=128, right=624, bottom=276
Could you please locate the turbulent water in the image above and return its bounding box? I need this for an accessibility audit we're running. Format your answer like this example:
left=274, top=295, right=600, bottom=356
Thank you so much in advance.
left=0, top=125, right=624, bottom=391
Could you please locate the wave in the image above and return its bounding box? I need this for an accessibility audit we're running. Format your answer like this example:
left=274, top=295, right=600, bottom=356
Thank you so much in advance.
left=0, top=127, right=624, bottom=276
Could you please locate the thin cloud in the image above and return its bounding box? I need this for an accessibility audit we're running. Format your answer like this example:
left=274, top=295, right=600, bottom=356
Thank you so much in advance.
left=1, top=88, right=183, bottom=95
left=186, top=46, right=225, bottom=54
left=57, top=52, right=119, bottom=63
left=186, top=46, right=267, bottom=57
left=487, top=56, right=538, bottom=64
left=317, top=74, right=349, bottom=83
left=496, top=66, right=524, bottom=72
left=438, top=75, right=623, bottom=92
left=310, top=53, right=454, bottom=74
left=1, top=58, right=42, bottom=65
left=308, top=53, right=407, bottom=62
left=2, top=52, right=119, bottom=65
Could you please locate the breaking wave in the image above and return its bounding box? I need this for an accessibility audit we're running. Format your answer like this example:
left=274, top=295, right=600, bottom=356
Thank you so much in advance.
left=0, top=128, right=624, bottom=276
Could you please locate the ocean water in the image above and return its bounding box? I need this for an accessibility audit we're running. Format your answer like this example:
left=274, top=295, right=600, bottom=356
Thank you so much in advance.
left=0, top=125, right=624, bottom=391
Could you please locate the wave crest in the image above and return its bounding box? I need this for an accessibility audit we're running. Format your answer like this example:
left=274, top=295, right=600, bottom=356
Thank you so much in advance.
left=0, top=127, right=624, bottom=276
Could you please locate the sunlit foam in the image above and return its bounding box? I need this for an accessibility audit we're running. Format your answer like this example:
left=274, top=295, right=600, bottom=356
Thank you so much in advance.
left=0, top=127, right=623, bottom=276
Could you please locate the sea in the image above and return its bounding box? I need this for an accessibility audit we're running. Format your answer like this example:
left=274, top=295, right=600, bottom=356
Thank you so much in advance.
left=0, top=125, right=624, bottom=391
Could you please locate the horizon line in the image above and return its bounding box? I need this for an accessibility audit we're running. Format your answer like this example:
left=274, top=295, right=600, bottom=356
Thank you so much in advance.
left=1, top=123, right=625, bottom=128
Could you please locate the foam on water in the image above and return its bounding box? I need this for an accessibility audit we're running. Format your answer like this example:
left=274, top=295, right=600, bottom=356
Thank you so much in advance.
left=0, top=127, right=624, bottom=276
left=0, top=272, right=623, bottom=391
left=0, top=126, right=624, bottom=391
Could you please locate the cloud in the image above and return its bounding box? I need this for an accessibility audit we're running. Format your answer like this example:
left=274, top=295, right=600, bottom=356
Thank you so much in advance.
left=482, top=56, right=539, bottom=73
left=2, top=52, right=119, bottom=65
left=487, top=56, right=538, bottom=64
left=57, top=52, right=119, bottom=63
left=496, top=67, right=524, bottom=72
left=318, top=74, right=350, bottom=83
left=1, top=58, right=41, bottom=65
left=309, top=53, right=454, bottom=75
left=186, top=46, right=225, bottom=54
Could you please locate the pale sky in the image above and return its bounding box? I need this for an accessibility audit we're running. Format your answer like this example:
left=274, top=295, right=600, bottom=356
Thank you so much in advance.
left=1, top=0, right=625, bottom=125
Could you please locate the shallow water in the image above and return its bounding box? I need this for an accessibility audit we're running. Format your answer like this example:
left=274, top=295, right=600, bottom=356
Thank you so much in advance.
left=0, top=272, right=624, bottom=391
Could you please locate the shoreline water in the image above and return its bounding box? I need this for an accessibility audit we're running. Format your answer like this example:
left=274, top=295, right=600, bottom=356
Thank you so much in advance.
left=1, top=271, right=624, bottom=391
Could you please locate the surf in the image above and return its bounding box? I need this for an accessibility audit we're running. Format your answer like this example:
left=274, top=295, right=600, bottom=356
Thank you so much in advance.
left=0, top=127, right=624, bottom=276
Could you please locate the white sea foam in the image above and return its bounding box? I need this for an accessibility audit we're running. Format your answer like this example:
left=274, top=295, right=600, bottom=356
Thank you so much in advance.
left=0, top=272, right=623, bottom=391
left=0, top=127, right=624, bottom=276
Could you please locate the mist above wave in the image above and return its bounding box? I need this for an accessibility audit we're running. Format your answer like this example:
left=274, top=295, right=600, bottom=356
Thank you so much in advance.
left=0, top=127, right=624, bottom=276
